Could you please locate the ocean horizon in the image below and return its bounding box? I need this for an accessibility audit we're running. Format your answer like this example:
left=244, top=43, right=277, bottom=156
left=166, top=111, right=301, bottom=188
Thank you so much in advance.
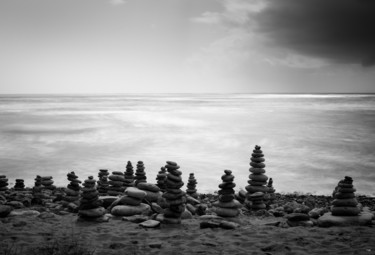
left=1, top=93, right=374, bottom=196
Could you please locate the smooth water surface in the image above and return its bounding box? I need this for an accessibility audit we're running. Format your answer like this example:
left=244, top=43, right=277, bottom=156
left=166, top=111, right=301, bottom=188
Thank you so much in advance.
left=1, top=94, right=374, bottom=195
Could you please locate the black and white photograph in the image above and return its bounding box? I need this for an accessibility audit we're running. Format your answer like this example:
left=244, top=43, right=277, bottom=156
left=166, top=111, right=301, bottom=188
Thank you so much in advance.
left=1, top=0, right=375, bottom=254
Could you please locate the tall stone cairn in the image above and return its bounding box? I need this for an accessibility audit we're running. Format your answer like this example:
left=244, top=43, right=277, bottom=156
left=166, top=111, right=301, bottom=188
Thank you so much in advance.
left=107, top=171, right=126, bottom=196
left=135, top=161, right=147, bottom=187
left=162, top=161, right=186, bottom=224
left=14, top=179, right=25, bottom=191
left=124, top=161, right=135, bottom=188
left=97, top=169, right=109, bottom=195
left=331, top=176, right=360, bottom=216
left=186, top=173, right=198, bottom=199
left=0, top=175, right=9, bottom=192
left=63, top=171, right=81, bottom=204
left=245, top=145, right=269, bottom=209
left=156, top=166, right=167, bottom=192
left=213, top=170, right=241, bottom=217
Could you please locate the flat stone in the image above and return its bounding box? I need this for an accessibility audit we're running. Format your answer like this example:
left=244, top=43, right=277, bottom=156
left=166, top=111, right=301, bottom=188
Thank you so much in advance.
left=286, top=213, right=310, bottom=222
left=318, top=211, right=374, bottom=227
left=122, top=215, right=149, bottom=223
left=9, top=209, right=40, bottom=217
left=200, top=220, right=221, bottom=229
left=219, top=220, right=239, bottom=229
left=149, top=242, right=162, bottom=248
left=139, top=219, right=160, bottom=228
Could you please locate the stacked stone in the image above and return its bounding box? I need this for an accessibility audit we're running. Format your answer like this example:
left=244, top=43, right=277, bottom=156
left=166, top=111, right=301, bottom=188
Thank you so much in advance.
left=107, top=171, right=126, bottom=196
left=162, top=161, right=186, bottom=224
left=14, top=179, right=25, bottom=191
left=0, top=175, right=9, bottom=192
left=34, top=175, right=42, bottom=188
left=124, top=161, right=135, bottom=188
left=265, top=178, right=276, bottom=205
left=137, top=182, right=161, bottom=202
left=186, top=173, right=198, bottom=199
left=63, top=171, right=81, bottom=204
left=213, top=170, right=241, bottom=217
left=41, top=176, right=56, bottom=190
left=97, top=169, right=109, bottom=195
left=245, top=145, right=269, bottom=209
left=134, top=161, right=147, bottom=186
left=247, top=192, right=266, bottom=210
left=331, top=176, right=360, bottom=216
left=110, top=187, right=150, bottom=216
left=156, top=167, right=167, bottom=191
left=79, top=176, right=105, bottom=219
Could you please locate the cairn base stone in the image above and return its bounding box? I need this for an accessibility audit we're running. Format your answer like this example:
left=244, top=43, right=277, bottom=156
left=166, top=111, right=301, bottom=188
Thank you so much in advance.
left=318, top=211, right=374, bottom=227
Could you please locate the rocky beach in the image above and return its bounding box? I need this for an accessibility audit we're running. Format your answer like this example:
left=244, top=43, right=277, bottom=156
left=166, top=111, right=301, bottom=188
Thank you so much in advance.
left=1, top=166, right=375, bottom=255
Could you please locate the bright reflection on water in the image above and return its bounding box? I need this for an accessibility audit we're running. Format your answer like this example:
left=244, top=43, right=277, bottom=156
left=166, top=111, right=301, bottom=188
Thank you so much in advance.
left=0, top=94, right=375, bottom=195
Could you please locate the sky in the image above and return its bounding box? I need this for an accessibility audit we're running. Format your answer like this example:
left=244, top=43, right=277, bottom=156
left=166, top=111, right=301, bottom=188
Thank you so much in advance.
left=1, top=0, right=375, bottom=94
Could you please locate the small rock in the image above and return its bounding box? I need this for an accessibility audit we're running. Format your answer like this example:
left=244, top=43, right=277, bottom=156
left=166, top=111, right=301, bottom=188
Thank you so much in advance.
left=308, top=208, right=325, bottom=219
left=181, top=209, right=193, bottom=220
left=6, top=201, right=25, bottom=209
left=0, top=205, right=13, bottom=217
left=13, top=220, right=27, bottom=227
left=38, top=212, right=59, bottom=220
left=9, top=209, right=40, bottom=217
left=219, top=220, right=239, bottom=229
left=122, top=215, right=149, bottom=223
left=287, top=220, right=314, bottom=227
left=286, top=213, right=310, bottom=222
left=139, top=219, right=160, bottom=228
left=200, top=220, right=221, bottom=229
left=149, top=242, right=162, bottom=248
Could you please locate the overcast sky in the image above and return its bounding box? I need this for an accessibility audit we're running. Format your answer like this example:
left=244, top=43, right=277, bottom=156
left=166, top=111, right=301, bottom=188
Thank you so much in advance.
left=1, top=0, right=375, bottom=94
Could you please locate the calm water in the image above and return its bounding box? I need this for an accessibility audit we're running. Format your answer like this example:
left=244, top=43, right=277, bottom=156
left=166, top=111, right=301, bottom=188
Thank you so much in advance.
left=0, top=94, right=374, bottom=195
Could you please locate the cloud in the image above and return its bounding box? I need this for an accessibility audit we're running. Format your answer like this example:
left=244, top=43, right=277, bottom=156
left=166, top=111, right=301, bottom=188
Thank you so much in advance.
left=249, top=0, right=375, bottom=67
left=193, top=0, right=375, bottom=67
left=109, top=0, right=127, bottom=6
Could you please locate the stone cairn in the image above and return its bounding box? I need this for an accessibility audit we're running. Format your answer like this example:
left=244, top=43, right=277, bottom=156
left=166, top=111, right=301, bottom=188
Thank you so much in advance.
left=186, top=173, right=198, bottom=199
left=107, top=171, right=126, bottom=196
left=97, top=169, right=109, bottom=195
left=156, top=166, right=167, bottom=192
left=135, top=161, right=147, bottom=186
left=63, top=171, right=81, bottom=205
left=213, top=170, right=241, bottom=217
left=124, top=161, right=135, bottom=189
left=245, top=145, right=269, bottom=210
left=110, top=187, right=150, bottom=217
left=41, top=176, right=56, bottom=190
left=0, top=175, right=9, bottom=192
left=331, top=176, right=360, bottom=216
left=137, top=182, right=161, bottom=203
left=265, top=178, right=276, bottom=205
left=79, top=176, right=106, bottom=219
left=162, top=161, right=186, bottom=224
left=14, top=179, right=25, bottom=191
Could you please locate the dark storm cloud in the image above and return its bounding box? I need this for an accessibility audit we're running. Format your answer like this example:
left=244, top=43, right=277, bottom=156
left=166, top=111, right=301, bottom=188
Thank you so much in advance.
left=252, top=0, right=375, bottom=66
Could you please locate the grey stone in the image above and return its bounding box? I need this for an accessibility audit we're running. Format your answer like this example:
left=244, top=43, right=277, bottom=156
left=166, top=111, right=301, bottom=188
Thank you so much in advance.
left=318, top=211, right=374, bottom=227
left=139, top=219, right=160, bottom=228
left=122, top=215, right=149, bottom=223
left=0, top=205, right=13, bottom=217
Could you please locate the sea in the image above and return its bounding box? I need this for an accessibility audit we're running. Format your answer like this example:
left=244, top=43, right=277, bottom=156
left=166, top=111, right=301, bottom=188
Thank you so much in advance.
left=0, top=94, right=374, bottom=196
